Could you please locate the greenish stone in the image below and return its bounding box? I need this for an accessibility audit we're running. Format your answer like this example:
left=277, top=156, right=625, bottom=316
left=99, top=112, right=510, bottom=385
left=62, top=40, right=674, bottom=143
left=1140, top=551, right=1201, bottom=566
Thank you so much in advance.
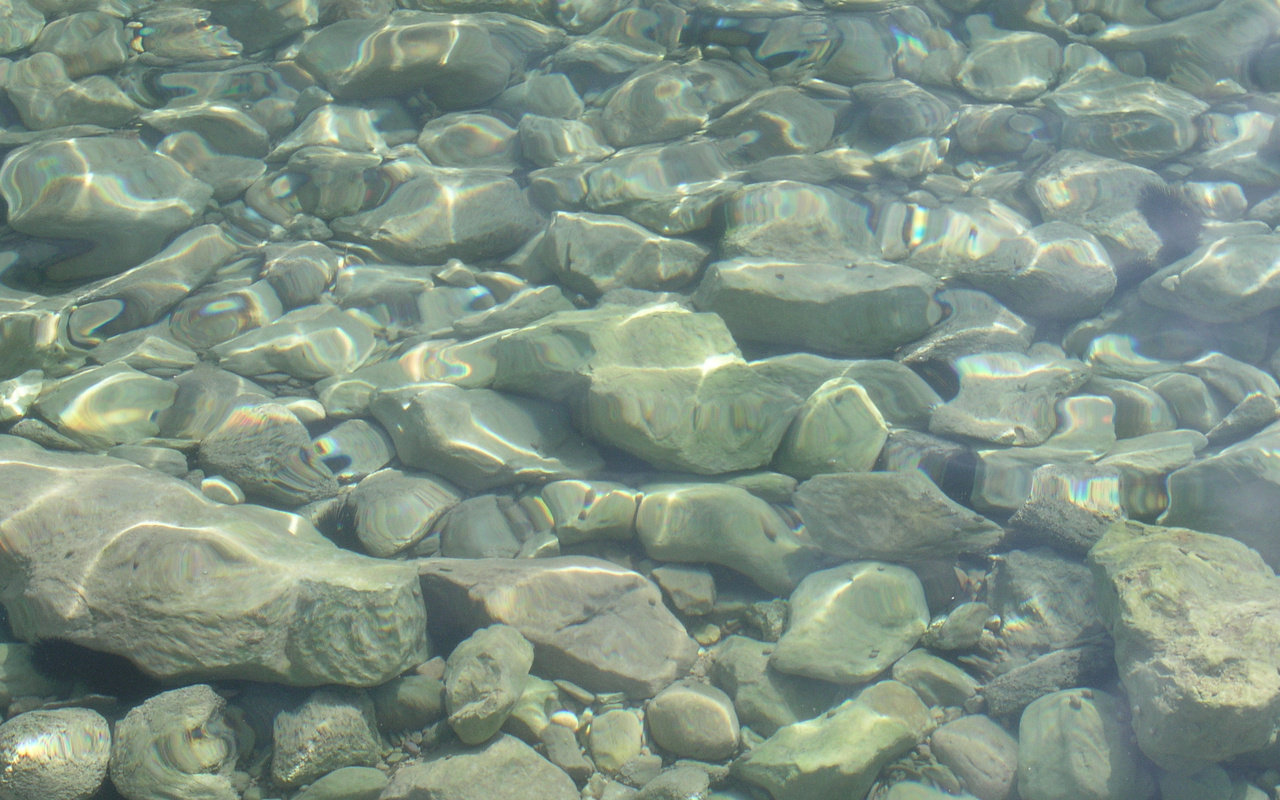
left=1017, top=688, right=1154, bottom=800
left=371, top=674, right=445, bottom=733
left=292, top=767, right=388, bottom=800
left=709, top=635, right=843, bottom=738
left=446, top=624, right=534, bottom=745
left=1089, top=520, right=1280, bottom=772
left=636, top=482, right=824, bottom=595
left=930, top=714, right=1018, bottom=800
left=588, top=709, right=644, bottom=773
left=33, top=362, right=176, bottom=449
left=890, top=650, right=979, bottom=708
left=584, top=360, right=799, bottom=474
left=920, top=602, right=991, bottom=651
left=773, top=377, right=888, bottom=479
left=771, top=562, right=929, bottom=684
left=732, top=680, right=930, bottom=800
left=646, top=682, right=740, bottom=761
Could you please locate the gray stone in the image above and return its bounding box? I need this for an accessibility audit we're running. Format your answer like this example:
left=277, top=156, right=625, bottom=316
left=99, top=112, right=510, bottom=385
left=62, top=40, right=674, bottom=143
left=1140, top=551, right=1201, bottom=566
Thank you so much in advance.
left=438, top=494, right=546, bottom=559
left=896, top=288, right=1033, bottom=366
left=537, top=211, right=708, bottom=298
left=1159, top=421, right=1280, bottom=569
left=920, top=602, right=991, bottom=652
left=979, top=644, right=1119, bottom=719
left=1008, top=463, right=1125, bottom=555
left=960, top=222, right=1115, bottom=320
left=371, top=673, right=445, bottom=733
left=331, top=167, right=543, bottom=264
left=931, top=714, right=1018, bottom=800
left=210, top=304, right=376, bottom=381
left=380, top=734, right=578, bottom=800
left=1017, top=688, right=1154, bottom=800
left=445, top=624, right=534, bottom=745
left=720, top=182, right=880, bottom=263
left=584, top=359, right=799, bottom=474
left=1141, top=234, right=1280, bottom=323
left=708, top=635, right=842, bottom=737
left=650, top=565, right=716, bottom=616
left=143, top=102, right=270, bottom=158
left=637, top=482, right=824, bottom=596
left=646, top=682, right=740, bottom=761
left=0, top=708, right=109, bottom=800
left=348, top=469, right=461, bottom=557
left=272, top=689, right=381, bottom=786
left=418, top=556, right=698, bottom=698
left=732, top=680, right=931, bottom=800
left=291, top=767, right=387, bottom=800
left=773, top=377, right=888, bottom=479
left=708, top=86, right=836, bottom=159
left=1086, top=376, right=1176, bottom=438
left=771, top=562, right=929, bottom=684
left=930, top=351, right=1091, bottom=446
left=890, top=650, right=979, bottom=708
left=584, top=140, right=739, bottom=235
left=198, top=401, right=338, bottom=507
left=417, top=112, right=519, bottom=169
left=693, top=258, right=940, bottom=358
left=589, top=709, right=644, bottom=774
left=601, top=61, right=762, bottom=148
left=794, top=471, right=1003, bottom=563
left=111, top=685, right=238, bottom=800
left=295, top=10, right=562, bottom=105
left=1089, top=520, right=1280, bottom=772
left=0, top=136, right=212, bottom=281
left=32, top=363, right=177, bottom=450
left=0, top=0, right=43, bottom=55
left=0, top=441, right=428, bottom=687
left=371, top=382, right=601, bottom=491
left=956, top=21, right=1060, bottom=102
left=517, top=114, right=613, bottom=167
left=532, top=479, right=639, bottom=545
left=987, top=548, right=1103, bottom=675
left=6, top=52, right=142, bottom=130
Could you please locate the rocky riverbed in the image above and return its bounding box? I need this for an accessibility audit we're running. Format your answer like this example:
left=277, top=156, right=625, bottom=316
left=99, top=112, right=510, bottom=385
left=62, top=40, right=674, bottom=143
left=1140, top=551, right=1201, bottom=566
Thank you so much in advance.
left=1, top=0, right=1280, bottom=798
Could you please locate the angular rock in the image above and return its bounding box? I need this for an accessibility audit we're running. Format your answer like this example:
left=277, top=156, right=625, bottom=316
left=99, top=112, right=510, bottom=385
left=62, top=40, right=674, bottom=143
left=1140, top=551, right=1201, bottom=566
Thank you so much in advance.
left=693, top=258, right=941, bottom=358
left=720, top=182, right=880, bottom=263
left=636, top=482, right=824, bottom=595
left=1089, top=520, right=1280, bottom=772
left=198, top=402, right=338, bottom=507
left=0, top=441, right=428, bottom=686
left=272, top=689, right=381, bottom=787
left=584, top=140, right=739, bottom=235
left=531, top=479, right=639, bottom=545
left=370, top=382, right=602, bottom=491
left=773, top=377, right=888, bottom=479
left=930, top=714, right=1018, bottom=800
left=348, top=468, right=461, bottom=557
left=5, top=52, right=141, bottom=131
left=732, top=680, right=931, bottom=800
left=601, top=60, right=762, bottom=148
left=537, top=211, right=708, bottom=298
left=210, top=304, right=376, bottom=381
left=445, top=624, right=534, bottom=745
left=891, top=649, right=979, bottom=708
left=417, top=556, right=698, bottom=698
left=33, top=363, right=177, bottom=450
left=771, top=562, right=929, bottom=684
left=709, top=635, right=843, bottom=737
left=708, top=86, right=836, bottom=159
left=1140, top=234, right=1280, bottom=323
left=794, top=471, right=1003, bottom=563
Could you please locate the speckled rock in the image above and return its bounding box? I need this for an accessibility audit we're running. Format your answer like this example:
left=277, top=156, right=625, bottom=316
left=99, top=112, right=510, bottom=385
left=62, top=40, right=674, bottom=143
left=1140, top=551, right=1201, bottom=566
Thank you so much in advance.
left=380, top=734, right=578, bottom=800
left=445, top=624, right=535, bottom=745
left=272, top=689, right=381, bottom=787
left=0, top=708, right=110, bottom=800
left=110, top=685, right=238, bottom=800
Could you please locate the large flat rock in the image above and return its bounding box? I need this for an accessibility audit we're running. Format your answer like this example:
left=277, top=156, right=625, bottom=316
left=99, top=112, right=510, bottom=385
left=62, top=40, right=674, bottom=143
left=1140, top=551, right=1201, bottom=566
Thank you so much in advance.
left=0, top=438, right=427, bottom=687
left=416, top=556, right=698, bottom=698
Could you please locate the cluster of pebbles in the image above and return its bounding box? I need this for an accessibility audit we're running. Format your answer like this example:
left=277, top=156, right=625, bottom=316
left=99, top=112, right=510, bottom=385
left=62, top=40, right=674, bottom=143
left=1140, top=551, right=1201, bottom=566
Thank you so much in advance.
left=2, top=0, right=1280, bottom=797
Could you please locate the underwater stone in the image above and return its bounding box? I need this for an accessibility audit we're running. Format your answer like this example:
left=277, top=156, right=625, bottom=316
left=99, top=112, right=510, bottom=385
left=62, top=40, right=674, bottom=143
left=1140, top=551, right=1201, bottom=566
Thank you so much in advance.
left=646, top=682, right=739, bottom=761
left=272, top=689, right=381, bottom=786
left=381, top=734, right=578, bottom=800
left=0, top=708, right=110, bottom=800
left=445, top=624, right=534, bottom=745
left=110, top=685, right=238, bottom=800
left=198, top=401, right=338, bottom=506
left=1140, top=233, right=1280, bottom=323
left=537, top=211, right=709, bottom=298
left=348, top=468, right=460, bottom=557
left=772, top=377, right=888, bottom=479
left=721, top=181, right=880, bottom=263
left=0, top=441, right=428, bottom=686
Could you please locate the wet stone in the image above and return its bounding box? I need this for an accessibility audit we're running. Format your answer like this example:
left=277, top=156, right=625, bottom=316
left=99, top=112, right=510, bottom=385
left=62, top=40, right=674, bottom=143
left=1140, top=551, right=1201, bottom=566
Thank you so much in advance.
left=1007, top=463, right=1125, bottom=555
left=331, top=167, right=543, bottom=264
left=438, top=494, right=541, bottom=560
left=650, top=564, right=716, bottom=616
left=588, top=709, right=644, bottom=773
left=529, top=479, right=639, bottom=545
left=583, top=359, right=799, bottom=474
left=891, top=649, right=979, bottom=709
left=895, top=288, right=1034, bottom=366
left=956, top=19, right=1061, bottom=103
left=920, top=602, right=991, bottom=652
left=772, top=377, right=888, bottom=479
left=709, top=86, right=835, bottom=160
left=492, top=72, right=584, bottom=120
left=272, top=689, right=381, bottom=786
left=708, top=635, right=843, bottom=738
left=348, top=468, right=460, bottom=556
left=930, top=714, right=1018, bottom=800
left=536, top=211, right=709, bottom=298
left=601, top=60, right=762, bottom=148
left=30, top=12, right=128, bottom=78
left=0, top=708, right=110, bottom=800
left=958, top=222, right=1116, bottom=321
left=771, top=562, right=928, bottom=685
left=198, top=402, right=338, bottom=506
left=647, top=682, right=740, bottom=761
left=110, top=685, right=238, bottom=800
left=169, top=280, right=283, bottom=352
left=6, top=52, right=142, bottom=131
left=583, top=139, right=738, bottom=235
left=721, top=182, right=880, bottom=263
left=1086, top=376, right=1175, bottom=437
left=291, top=767, right=388, bottom=800
left=930, top=351, right=1091, bottom=446
left=295, top=10, right=562, bottom=105
left=417, top=112, right=520, bottom=169
left=1140, top=233, right=1280, bottom=323
left=0, top=136, right=212, bottom=281
left=445, top=624, right=534, bottom=745
left=693, top=259, right=940, bottom=358
left=637, top=482, right=822, bottom=596
left=156, top=131, right=268, bottom=203
left=311, top=418, right=396, bottom=482
left=0, top=0, right=42, bottom=55
left=793, top=471, right=1003, bottom=564
left=268, top=105, right=390, bottom=162
left=371, top=673, right=445, bottom=732
left=418, top=556, right=698, bottom=698
left=370, top=382, right=602, bottom=491
left=143, top=102, right=271, bottom=159
left=33, top=362, right=177, bottom=450
left=2, top=369, right=48, bottom=424
left=210, top=304, right=377, bottom=381
left=517, top=114, right=613, bottom=167
left=732, top=680, right=931, bottom=800
left=1143, top=372, right=1223, bottom=433
left=261, top=241, right=344, bottom=309
left=380, top=734, right=578, bottom=800
left=850, top=79, right=954, bottom=146
left=979, top=643, right=1117, bottom=720
left=986, top=548, right=1102, bottom=675
left=1017, top=688, right=1154, bottom=800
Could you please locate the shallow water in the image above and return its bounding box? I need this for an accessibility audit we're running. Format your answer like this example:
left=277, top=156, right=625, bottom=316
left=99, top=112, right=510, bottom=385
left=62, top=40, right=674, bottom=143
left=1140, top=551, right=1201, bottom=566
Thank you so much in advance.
left=0, top=0, right=1278, bottom=798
